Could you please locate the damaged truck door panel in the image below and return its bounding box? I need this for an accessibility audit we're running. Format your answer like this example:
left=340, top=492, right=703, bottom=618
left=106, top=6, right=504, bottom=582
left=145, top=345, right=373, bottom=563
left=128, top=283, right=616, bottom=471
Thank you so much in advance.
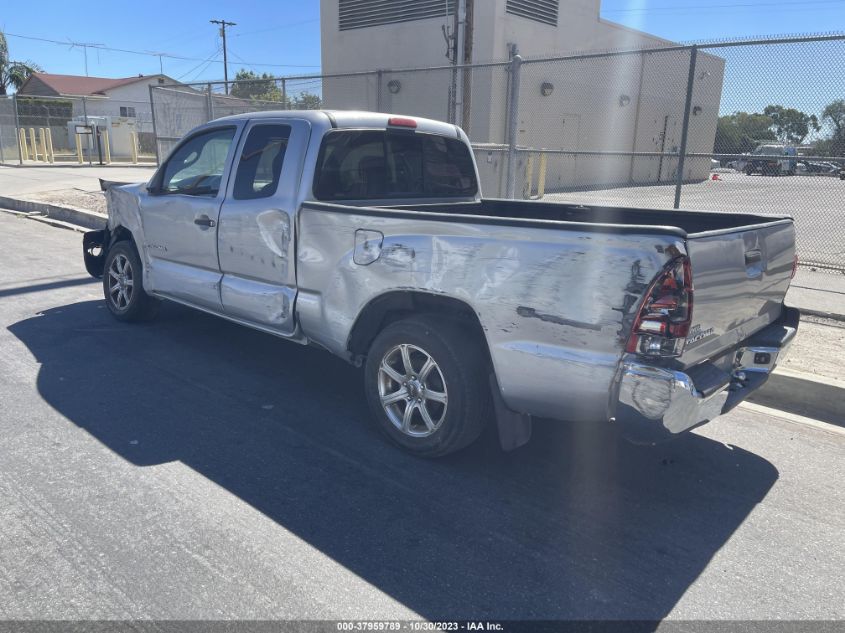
left=83, top=110, right=799, bottom=457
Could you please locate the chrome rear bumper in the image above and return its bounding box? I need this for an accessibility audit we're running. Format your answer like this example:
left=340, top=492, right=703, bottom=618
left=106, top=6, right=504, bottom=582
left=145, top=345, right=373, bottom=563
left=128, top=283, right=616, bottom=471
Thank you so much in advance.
left=613, top=306, right=799, bottom=441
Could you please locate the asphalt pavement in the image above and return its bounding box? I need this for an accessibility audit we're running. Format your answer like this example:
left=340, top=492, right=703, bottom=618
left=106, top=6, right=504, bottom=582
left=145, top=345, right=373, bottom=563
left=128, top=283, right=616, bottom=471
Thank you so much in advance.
left=0, top=212, right=843, bottom=621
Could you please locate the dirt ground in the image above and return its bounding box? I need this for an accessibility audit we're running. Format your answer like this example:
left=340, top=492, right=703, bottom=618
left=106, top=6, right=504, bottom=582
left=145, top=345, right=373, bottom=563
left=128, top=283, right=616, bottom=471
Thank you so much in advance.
left=23, top=188, right=107, bottom=215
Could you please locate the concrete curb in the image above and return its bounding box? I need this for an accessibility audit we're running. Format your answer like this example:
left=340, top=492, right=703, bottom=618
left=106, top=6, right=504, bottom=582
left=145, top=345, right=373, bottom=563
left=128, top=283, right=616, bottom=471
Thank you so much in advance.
left=0, top=162, right=156, bottom=169
left=750, top=367, right=845, bottom=430
left=0, top=195, right=106, bottom=231
left=799, top=308, right=845, bottom=323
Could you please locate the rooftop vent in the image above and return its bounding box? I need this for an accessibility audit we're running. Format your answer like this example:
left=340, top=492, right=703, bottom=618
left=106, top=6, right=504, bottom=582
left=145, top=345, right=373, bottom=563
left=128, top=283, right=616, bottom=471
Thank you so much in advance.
left=339, top=0, right=455, bottom=31
left=506, top=0, right=559, bottom=26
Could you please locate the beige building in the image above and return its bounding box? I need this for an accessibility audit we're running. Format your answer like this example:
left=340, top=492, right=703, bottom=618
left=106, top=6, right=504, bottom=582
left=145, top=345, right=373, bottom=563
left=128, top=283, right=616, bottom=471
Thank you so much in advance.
left=320, top=0, right=725, bottom=192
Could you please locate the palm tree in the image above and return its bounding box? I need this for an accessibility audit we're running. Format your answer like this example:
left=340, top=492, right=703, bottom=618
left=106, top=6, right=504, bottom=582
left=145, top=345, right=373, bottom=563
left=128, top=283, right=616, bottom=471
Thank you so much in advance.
left=0, top=31, right=43, bottom=96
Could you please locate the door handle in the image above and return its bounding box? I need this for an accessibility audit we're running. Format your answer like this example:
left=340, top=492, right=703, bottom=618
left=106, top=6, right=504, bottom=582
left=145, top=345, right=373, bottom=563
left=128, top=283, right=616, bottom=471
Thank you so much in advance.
left=194, top=216, right=216, bottom=228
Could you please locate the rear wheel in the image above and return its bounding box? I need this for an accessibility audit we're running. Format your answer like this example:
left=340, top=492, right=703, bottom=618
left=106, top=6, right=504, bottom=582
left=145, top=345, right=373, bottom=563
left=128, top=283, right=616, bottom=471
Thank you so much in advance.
left=103, top=241, right=159, bottom=322
left=364, top=315, right=489, bottom=457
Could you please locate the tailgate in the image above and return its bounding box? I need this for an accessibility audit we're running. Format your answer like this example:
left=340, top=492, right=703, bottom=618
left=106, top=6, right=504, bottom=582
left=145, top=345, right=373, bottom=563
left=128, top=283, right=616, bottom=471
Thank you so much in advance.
left=681, top=219, right=795, bottom=367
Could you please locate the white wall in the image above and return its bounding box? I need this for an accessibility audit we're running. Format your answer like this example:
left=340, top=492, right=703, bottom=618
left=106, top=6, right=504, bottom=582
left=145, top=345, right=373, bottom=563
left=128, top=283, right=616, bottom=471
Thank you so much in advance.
left=319, top=0, right=725, bottom=188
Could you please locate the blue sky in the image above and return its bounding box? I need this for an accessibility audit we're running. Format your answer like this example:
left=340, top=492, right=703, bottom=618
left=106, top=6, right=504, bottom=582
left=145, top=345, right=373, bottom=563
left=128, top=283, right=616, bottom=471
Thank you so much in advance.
left=4, top=0, right=844, bottom=82
left=3, top=0, right=844, bottom=123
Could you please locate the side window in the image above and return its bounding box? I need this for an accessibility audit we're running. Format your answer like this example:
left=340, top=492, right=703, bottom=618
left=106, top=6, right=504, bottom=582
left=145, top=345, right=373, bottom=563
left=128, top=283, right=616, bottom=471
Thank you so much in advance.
left=233, top=124, right=291, bottom=200
left=160, top=127, right=236, bottom=196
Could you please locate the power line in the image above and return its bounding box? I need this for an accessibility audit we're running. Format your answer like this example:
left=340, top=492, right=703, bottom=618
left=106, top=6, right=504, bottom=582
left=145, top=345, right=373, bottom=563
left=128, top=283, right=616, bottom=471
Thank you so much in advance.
left=232, top=18, right=320, bottom=38
left=176, top=47, right=221, bottom=81
left=3, top=31, right=320, bottom=70
left=187, top=55, right=223, bottom=83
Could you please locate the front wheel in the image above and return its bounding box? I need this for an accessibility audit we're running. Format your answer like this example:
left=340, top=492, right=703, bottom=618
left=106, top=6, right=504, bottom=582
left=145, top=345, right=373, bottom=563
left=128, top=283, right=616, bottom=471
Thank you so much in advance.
left=102, top=241, right=159, bottom=322
left=364, top=316, right=489, bottom=457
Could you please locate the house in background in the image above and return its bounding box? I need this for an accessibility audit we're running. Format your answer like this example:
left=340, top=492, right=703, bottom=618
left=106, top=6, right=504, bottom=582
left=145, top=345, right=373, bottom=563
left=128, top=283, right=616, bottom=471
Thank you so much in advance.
left=17, top=73, right=178, bottom=156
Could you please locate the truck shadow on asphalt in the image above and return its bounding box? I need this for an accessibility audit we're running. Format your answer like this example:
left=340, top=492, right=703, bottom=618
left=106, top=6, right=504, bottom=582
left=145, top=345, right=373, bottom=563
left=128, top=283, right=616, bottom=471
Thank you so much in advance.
left=10, top=300, right=779, bottom=620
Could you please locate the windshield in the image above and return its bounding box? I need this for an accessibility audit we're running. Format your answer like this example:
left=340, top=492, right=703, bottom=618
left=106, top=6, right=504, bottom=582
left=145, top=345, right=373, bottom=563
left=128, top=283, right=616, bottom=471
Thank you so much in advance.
left=753, top=145, right=784, bottom=155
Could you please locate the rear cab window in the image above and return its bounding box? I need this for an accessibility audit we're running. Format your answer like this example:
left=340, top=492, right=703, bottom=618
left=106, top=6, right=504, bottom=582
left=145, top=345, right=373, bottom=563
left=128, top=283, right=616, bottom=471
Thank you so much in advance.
left=313, top=130, right=477, bottom=201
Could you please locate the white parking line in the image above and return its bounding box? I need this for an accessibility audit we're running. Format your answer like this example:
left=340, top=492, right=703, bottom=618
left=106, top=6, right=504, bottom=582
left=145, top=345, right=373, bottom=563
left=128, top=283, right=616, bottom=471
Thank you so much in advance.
left=739, top=401, right=845, bottom=437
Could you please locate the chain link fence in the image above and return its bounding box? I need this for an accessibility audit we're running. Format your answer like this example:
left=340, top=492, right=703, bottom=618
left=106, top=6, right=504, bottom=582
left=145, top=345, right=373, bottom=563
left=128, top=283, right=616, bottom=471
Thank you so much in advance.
left=0, top=93, right=157, bottom=165
left=2, top=34, right=841, bottom=270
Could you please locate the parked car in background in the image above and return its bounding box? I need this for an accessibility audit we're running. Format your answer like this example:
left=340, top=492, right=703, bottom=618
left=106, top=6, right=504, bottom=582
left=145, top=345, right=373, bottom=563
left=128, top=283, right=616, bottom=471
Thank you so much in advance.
left=798, top=160, right=840, bottom=174
left=745, top=144, right=797, bottom=176
left=82, top=110, right=799, bottom=456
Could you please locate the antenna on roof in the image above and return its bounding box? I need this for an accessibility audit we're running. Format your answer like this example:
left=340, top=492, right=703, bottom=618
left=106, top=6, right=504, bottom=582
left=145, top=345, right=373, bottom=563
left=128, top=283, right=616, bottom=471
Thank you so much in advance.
left=68, top=41, right=104, bottom=76
left=145, top=51, right=167, bottom=75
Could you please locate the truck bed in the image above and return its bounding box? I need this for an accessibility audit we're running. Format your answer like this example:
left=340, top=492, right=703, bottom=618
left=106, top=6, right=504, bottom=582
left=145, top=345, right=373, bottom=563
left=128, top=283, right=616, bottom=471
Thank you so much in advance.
left=391, top=199, right=790, bottom=236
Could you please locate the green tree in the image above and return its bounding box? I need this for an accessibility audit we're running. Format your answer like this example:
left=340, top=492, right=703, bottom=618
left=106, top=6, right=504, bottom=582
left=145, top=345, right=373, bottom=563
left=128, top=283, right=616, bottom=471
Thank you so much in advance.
left=762, top=105, right=820, bottom=144
left=229, top=69, right=286, bottom=104
left=292, top=91, right=321, bottom=110
left=714, top=111, right=776, bottom=154
left=822, top=99, right=845, bottom=139
left=228, top=69, right=322, bottom=110
left=0, top=31, right=42, bottom=95
left=820, top=99, right=845, bottom=157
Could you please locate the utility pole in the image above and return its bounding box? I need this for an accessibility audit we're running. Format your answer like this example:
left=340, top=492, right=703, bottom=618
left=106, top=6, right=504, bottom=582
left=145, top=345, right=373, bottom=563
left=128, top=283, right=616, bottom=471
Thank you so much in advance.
left=210, top=19, right=237, bottom=94
left=453, top=0, right=466, bottom=127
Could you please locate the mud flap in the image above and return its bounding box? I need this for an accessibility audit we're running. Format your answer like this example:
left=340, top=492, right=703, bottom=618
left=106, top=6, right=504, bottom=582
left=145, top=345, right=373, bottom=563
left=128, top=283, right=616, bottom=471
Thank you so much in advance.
left=489, top=374, right=532, bottom=451
left=83, top=229, right=110, bottom=278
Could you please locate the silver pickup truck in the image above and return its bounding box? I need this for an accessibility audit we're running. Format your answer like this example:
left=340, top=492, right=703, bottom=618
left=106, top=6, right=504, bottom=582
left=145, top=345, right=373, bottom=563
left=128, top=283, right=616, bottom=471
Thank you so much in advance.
left=83, top=110, right=799, bottom=456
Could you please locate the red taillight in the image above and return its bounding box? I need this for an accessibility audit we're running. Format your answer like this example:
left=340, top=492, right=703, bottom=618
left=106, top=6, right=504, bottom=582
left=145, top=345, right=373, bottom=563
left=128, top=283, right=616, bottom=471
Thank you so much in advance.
left=388, top=117, right=417, bottom=129
left=626, top=257, right=694, bottom=357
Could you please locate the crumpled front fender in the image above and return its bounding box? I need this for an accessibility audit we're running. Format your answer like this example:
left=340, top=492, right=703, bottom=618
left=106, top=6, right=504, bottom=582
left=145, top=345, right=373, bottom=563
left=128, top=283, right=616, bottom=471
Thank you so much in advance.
left=82, top=229, right=110, bottom=278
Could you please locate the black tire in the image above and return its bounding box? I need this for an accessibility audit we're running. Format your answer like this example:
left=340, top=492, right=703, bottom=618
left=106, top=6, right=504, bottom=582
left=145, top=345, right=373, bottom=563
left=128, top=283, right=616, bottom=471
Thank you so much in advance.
left=102, top=241, right=159, bottom=322
left=364, top=315, right=490, bottom=457
left=745, top=166, right=754, bottom=176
